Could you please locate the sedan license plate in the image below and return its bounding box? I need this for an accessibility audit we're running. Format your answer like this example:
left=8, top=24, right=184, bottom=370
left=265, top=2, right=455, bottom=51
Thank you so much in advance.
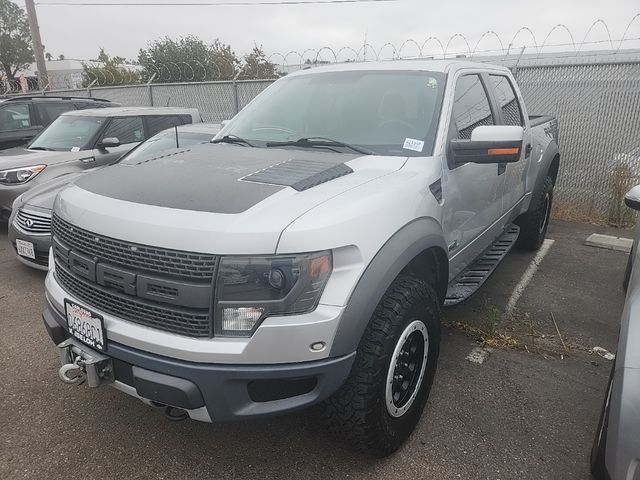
left=64, top=300, right=107, bottom=352
left=16, top=238, right=35, bottom=259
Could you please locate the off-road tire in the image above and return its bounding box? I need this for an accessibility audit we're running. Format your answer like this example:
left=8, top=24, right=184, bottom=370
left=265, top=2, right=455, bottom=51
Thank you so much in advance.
left=515, top=176, right=554, bottom=250
left=322, top=275, right=441, bottom=457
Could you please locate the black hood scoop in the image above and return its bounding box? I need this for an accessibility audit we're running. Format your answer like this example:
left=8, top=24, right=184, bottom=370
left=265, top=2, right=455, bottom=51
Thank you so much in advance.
left=241, top=158, right=354, bottom=192
left=74, top=144, right=358, bottom=214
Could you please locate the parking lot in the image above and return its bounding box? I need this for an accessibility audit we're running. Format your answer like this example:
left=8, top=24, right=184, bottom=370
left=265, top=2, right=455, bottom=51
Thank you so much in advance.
left=0, top=219, right=628, bottom=480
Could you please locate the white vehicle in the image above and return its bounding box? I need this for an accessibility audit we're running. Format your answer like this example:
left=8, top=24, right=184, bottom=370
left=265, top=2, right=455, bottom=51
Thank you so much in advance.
left=42, top=60, right=559, bottom=456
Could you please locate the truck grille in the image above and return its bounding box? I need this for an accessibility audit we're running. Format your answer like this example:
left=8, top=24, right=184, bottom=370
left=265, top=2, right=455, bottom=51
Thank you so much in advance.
left=14, top=209, right=52, bottom=234
left=51, top=214, right=217, bottom=338
left=52, top=214, right=217, bottom=280
left=55, top=265, right=212, bottom=337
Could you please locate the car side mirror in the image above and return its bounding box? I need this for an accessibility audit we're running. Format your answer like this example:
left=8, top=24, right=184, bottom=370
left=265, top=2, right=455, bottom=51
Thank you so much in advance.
left=625, top=185, right=640, bottom=211
left=98, top=137, right=121, bottom=149
left=220, top=119, right=231, bottom=129
left=450, top=126, right=524, bottom=166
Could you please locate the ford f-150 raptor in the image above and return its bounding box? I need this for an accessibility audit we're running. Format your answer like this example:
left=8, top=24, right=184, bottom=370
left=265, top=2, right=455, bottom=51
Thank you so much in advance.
left=41, top=60, right=559, bottom=456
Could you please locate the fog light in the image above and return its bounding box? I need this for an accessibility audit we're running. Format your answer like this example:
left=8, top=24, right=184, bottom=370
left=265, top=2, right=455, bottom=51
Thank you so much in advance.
left=222, top=307, right=264, bottom=332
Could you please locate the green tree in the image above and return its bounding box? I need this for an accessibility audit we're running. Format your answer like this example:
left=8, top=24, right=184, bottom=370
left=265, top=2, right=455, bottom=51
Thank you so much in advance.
left=138, top=36, right=241, bottom=82
left=239, top=45, right=280, bottom=80
left=82, top=48, right=140, bottom=87
left=0, top=0, right=34, bottom=80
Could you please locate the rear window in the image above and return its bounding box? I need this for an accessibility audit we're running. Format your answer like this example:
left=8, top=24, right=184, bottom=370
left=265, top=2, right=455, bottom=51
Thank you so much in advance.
left=489, top=75, right=523, bottom=127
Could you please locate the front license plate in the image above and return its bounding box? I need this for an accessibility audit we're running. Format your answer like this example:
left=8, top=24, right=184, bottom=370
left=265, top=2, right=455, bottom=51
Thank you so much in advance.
left=64, top=300, right=107, bottom=352
left=16, top=238, right=35, bottom=259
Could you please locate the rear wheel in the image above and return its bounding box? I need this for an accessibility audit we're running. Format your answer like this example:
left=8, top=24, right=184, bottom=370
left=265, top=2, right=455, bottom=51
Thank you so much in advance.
left=515, top=176, right=554, bottom=251
left=323, top=275, right=441, bottom=457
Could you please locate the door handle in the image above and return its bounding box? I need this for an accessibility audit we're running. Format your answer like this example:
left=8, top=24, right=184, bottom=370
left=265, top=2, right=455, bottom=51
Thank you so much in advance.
left=525, top=143, right=532, bottom=158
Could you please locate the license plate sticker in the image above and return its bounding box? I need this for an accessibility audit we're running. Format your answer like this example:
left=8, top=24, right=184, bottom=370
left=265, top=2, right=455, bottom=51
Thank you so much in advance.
left=16, top=239, right=36, bottom=259
left=64, top=300, right=107, bottom=352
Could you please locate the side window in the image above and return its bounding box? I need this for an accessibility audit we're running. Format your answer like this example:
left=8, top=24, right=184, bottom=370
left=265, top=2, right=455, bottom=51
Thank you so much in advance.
left=38, top=103, right=76, bottom=125
left=489, top=75, right=524, bottom=126
left=102, top=117, right=144, bottom=144
left=0, top=104, right=32, bottom=131
left=451, top=74, right=495, bottom=140
left=146, top=116, right=184, bottom=137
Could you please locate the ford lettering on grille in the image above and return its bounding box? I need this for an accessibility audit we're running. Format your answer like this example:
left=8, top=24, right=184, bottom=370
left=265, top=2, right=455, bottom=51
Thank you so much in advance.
left=50, top=217, right=216, bottom=338
left=53, top=237, right=211, bottom=308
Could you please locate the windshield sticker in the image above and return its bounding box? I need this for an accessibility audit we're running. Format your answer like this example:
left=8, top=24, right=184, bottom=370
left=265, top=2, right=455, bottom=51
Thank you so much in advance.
left=71, top=147, right=80, bottom=152
left=403, top=138, right=424, bottom=153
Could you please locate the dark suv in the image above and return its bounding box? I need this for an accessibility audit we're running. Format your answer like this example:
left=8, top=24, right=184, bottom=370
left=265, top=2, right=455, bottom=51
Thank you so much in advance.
left=0, top=96, right=116, bottom=150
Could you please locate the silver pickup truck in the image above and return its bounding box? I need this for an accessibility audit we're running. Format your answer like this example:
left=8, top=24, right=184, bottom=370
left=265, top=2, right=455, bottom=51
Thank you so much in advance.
left=42, top=60, right=559, bottom=456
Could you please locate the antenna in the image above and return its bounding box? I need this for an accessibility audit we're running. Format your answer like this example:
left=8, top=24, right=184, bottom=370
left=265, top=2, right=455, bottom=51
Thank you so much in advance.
left=175, top=125, right=179, bottom=148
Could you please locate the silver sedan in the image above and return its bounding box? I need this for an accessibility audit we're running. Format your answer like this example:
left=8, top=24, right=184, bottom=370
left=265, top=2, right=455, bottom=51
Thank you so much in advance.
left=591, top=185, right=640, bottom=480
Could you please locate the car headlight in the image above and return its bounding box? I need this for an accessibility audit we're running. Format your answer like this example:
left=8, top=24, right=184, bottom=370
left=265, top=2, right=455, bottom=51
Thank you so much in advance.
left=0, top=165, right=46, bottom=185
left=215, top=251, right=332, bottom=337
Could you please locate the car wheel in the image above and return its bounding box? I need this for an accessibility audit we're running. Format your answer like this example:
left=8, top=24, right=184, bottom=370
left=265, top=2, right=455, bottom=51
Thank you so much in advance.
left=515, top=176, right=554, bottom=251
left=590, top=362, right=615, bottom=479
left=322, top=275, right=441, bottom=457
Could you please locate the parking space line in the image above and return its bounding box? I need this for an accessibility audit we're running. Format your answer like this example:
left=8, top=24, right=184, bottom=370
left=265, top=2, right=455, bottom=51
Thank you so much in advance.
left=505, top=239, right=555, bottom=313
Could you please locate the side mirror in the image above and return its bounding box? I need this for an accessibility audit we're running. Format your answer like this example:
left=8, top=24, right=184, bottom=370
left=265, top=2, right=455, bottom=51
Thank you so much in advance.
left=220, top=119, right=231, bottom=128
left=450, top=126, right=524, bottom=166
left=98, top=137, right=121, bottom=149
left=625, top=185, right=640, bottom=211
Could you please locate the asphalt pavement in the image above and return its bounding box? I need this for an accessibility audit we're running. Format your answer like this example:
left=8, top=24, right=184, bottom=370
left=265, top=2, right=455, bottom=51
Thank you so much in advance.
left=0, top=220, right=629, bottom=479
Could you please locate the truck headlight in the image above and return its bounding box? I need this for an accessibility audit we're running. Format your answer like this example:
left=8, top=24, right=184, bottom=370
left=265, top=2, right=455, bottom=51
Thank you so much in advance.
left=215, top=251, right=332, bottom=337
left=0, top=165, right=46, bottom=185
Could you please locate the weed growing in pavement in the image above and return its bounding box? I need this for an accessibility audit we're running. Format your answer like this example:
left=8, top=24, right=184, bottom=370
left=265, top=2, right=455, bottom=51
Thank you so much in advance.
left=444, top=303, right=521, bottom=349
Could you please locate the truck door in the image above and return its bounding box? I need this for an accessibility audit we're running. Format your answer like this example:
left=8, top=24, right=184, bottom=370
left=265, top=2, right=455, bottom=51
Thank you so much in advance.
left=486, top=74, right=531, bottom=216
left=442, top=73, right=505, bottom=278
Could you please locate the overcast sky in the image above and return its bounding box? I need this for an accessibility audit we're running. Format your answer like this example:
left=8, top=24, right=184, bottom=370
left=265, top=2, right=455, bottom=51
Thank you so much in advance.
left=18, top=0, right=640, bottom=62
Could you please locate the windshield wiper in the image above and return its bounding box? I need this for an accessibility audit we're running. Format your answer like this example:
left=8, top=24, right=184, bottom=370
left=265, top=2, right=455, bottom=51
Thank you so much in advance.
left=28, top=146, right=55, bottom=151
left=211, top=135, right=255, bottom=148
left=266, top=137, right=374, bottom=155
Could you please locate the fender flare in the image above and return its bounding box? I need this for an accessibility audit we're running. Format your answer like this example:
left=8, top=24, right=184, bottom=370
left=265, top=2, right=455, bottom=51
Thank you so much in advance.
left=329, top=217, right=448, bottom=357
left=529, top=141, right=560, bottom=211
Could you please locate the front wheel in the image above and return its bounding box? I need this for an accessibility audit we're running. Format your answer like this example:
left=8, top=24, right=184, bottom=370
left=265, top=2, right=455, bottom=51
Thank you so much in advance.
left=515, top=176, right=554, bottom=251
left=322, top=275, right=441, bottom=457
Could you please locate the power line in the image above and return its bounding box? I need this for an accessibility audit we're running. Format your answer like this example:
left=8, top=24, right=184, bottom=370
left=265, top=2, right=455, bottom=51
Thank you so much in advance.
left=35, top=0, right=400, bottom=6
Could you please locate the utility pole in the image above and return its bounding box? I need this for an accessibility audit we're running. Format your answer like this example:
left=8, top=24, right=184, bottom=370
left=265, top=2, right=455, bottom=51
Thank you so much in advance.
left=24, top=0, right=49, bottom=90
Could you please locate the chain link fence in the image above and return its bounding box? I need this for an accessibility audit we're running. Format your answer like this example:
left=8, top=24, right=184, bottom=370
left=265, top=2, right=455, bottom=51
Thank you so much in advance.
left=19, top=58, right=640, bottom=226
left=513, top=61, right=640, bottom=226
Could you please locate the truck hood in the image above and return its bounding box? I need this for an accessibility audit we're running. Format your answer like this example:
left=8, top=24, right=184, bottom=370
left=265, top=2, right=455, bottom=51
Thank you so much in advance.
left=0, top=147, right=90, bottom=170
left=55, top=143, right=407, bottom=254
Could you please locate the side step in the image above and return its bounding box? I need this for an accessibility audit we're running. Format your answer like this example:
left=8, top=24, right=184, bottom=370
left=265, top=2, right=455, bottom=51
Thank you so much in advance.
left=444, top=224, right=520, bottom=307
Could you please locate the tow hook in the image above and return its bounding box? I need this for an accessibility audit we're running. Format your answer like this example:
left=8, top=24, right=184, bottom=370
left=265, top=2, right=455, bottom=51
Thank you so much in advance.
left=56, top=338, right=114, bottom=388
left=59, top=356, right=86, bottom=384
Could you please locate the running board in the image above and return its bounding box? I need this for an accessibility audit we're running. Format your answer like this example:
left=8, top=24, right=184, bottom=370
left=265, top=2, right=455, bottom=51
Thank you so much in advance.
left=444, top=224, right=520, bottom=307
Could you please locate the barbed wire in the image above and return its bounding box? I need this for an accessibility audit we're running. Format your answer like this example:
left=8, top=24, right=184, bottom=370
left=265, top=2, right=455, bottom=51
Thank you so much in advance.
left=2, top=16, right=639, bottom=93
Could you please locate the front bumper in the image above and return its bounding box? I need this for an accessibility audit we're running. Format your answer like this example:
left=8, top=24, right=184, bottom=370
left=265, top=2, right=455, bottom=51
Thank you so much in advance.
left=43, top=304, right=355, bottom=422
left=7, top=219, right=51, bottom=270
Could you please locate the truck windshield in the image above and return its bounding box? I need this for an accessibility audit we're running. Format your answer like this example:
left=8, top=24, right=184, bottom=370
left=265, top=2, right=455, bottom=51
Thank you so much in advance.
left=223, top=70, right=446, bottom=156
left=28, top=115, right=105, bottom=152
